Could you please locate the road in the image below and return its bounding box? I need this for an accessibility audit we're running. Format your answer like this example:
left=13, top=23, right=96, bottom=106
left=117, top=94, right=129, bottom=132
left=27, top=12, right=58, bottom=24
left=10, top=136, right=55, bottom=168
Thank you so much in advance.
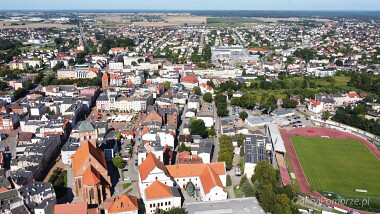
left=212, top=101, right=221, bottom=163
left=78, top=20, right=90, bottom=52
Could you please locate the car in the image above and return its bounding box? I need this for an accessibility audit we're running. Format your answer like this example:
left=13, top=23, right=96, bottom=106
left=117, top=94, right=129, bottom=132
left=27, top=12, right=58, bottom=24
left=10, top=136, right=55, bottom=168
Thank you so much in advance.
left=124, top=147, right=130, bottom=152
left=135, top=159, right=138, bottom=166
left=124, top=177, right=131, bottom=181
left=235, top=168, right=241, bottom=176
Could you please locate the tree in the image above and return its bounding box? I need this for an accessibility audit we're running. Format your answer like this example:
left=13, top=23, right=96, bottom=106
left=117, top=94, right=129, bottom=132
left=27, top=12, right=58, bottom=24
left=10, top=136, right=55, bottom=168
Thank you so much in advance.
left=240, top=144, right=245, bottom=157
left=186, top=181, right=195, bottom=196
left=237, top=133, right=244, bottom=147
left=190, top=119, right=208, bottom=138
left=217, top=152, right=233, bottom=170
left=164, top=81, right=171, bottom=90
left=258, top=185, right=276, bottom=213
left=242, top=180, right=255, bottom=197
left=273, top=194, right=292, bottom=214
left=208, top=125, right=216, bottom=136
left=226, top=175, right=232, bottom=186
left=43, top=107, right=54, bottom=115
left=112, top=156, right=125, bottom=169
left=335, top=59, right=343, bottom=66
left=251, top=161, right=277, bottom=187
left=227, top=88, right=233, bottom=99
left=203, top=92, right=213, bottom=103
left=194, top=86, right=201, bottom=95
left=239, top=111, right=248, bottom=121
left=322, top=111, right=331, bottom=120
left=282, top=98, right=298, bottom=108
left=179, top=142, right=190, bottom=152
left=239, top=174, right=248, bottom=188
left=166, top=208, right=188, bottom=214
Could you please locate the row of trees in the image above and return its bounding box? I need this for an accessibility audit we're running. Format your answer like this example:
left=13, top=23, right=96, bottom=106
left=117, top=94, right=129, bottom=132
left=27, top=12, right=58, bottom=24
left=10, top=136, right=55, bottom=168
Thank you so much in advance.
left=217, top=135, right=234, bottom=169
left=332, top=104, right=380, bottom=136
left=215, top=94, right=229, bottom=117
left=349, top=71, right=380, bottom=94
left=239, top=161, right=299, bottom=214
left=99, top=37, right=134, bottom=54
left=50, top=77, right=102, bottom=87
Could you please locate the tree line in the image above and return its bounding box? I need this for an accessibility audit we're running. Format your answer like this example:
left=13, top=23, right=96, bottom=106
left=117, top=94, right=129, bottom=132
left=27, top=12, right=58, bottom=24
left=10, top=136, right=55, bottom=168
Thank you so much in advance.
left=332, top=104, right=380, bottom=137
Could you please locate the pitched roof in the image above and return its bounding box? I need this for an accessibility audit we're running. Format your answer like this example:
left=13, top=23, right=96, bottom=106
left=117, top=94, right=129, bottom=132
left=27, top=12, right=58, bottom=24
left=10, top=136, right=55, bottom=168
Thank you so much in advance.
left=181, top=75, right=198, bottom=84
left=348, top=91, right=359, bottom=98
left=78, top=120, right=95, bottom=132
left=71, top=141, right=107, bottom=176
left=166, top=162, right=225, bottom=194
left=145, top=180, right=172, bottom=200
left=102, top=72, right=109, bottom=79
left=199, top=165, right=224, bottom=194
left=144, top=110, right=162, bottom=123
left=139, top=152, right=169, bottom=181
left=178, top=151, right=203, bottom=164
left=104, top=195, right=138, bottom=213
left=309, top=98, right=322, bottom=107
left=83, top=165, right=101, bottom=186
left=54, top=202, right=87, bottom=214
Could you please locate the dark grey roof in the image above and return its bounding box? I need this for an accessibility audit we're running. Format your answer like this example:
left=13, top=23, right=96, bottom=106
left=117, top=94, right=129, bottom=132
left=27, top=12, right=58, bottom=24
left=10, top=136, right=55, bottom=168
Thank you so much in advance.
left=244, top=134, right=270, bottom=164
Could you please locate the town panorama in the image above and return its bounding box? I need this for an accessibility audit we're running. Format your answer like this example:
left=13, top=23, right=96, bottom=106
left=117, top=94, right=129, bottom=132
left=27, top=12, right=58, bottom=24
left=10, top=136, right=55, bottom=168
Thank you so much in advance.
left=0, top=9, right=379, bottom=214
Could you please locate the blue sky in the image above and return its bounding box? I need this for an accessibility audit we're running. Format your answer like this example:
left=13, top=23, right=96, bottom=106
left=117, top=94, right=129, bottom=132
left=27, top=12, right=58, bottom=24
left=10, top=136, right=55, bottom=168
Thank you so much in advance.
left=1, top=0, right=380, bottom=10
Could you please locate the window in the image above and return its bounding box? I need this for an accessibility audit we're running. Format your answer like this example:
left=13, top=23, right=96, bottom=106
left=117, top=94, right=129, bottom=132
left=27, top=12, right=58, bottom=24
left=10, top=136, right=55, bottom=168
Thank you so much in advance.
left=156, top=177, right=158, bottom=180
left=150, top=204, right=152, bottom=208
left=165, top=202, right=167, bottom=206
left=161, top=202, right=163, bottom=206
left=168, top=201, right=170, bottom=205
left=153, top=204, right=155, bottom=207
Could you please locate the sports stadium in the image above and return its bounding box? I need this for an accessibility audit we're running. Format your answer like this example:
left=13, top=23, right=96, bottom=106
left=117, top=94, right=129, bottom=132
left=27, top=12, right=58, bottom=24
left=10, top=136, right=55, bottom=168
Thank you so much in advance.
left=280, top=127, right=380, bottom=213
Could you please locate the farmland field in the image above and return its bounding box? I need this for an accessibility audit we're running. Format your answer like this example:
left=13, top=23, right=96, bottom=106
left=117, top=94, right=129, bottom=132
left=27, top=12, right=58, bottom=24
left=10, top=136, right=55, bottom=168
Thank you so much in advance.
left=291, top=136, right=380, bottom=196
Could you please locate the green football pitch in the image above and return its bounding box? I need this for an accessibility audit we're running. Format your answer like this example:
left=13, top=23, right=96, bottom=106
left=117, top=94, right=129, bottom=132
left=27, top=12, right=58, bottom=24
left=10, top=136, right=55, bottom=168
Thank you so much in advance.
left=291, top=136, right=380, bottom=196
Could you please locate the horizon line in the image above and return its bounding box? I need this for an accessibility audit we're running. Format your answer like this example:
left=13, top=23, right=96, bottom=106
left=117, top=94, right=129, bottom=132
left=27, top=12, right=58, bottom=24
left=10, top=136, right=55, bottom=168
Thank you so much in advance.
left=0, top=9, right=380, bottom=12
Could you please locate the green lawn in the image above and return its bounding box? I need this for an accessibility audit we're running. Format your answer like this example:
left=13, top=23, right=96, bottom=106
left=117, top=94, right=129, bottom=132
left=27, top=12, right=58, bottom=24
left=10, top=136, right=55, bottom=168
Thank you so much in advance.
left=291, top=136, right=380, bottom=196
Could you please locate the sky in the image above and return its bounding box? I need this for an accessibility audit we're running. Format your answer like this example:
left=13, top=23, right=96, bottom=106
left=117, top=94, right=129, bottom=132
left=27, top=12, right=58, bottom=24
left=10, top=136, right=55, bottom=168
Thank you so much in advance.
left=1, top=0, right=380, bottom=11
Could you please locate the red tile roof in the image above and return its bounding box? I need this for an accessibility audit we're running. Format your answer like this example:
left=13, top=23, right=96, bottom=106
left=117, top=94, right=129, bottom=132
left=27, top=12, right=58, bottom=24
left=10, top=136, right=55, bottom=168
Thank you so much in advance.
left=181, top=75, right=198, bottom=84
left=54, top=202, right=87, bottom=214
left=166, top=162, right=226, bottom=194
left=144, top=110, right=162, bottom=123
left=104, top=195, right=138, bottom=213
left=348, top=92, right=359, bottom=98
left=83, top=165, right=101, bottom=186
left=71, top=141, right=107, bottom=177
left=309, top=98, right=322, bottom=107
left=138, top=152, right=170, bottom=181
left=145, top=180, right=172, bottom=200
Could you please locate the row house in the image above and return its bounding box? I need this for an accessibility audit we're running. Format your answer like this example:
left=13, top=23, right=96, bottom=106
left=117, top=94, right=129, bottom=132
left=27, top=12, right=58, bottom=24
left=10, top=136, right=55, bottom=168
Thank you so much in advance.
left=0, top=114, right=20, bottom=131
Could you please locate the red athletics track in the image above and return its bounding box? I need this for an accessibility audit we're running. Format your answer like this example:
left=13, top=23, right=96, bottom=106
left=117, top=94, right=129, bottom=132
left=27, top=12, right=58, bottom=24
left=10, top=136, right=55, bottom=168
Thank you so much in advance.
left=281, top=127, right=380, bottom=214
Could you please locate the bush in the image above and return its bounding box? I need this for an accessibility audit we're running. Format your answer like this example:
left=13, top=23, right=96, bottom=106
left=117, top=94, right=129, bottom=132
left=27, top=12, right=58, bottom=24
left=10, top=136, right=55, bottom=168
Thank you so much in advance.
left=54, top=170, right=67, bottom=188
left=226, top=174, right=232, bottom=186
left=112, top=156, right=125, bottom=169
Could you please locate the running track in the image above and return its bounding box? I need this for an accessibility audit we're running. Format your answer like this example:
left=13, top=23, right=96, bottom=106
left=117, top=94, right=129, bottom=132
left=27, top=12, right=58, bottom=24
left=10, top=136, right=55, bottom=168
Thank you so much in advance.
left=281, top=127, right=380, bottom=214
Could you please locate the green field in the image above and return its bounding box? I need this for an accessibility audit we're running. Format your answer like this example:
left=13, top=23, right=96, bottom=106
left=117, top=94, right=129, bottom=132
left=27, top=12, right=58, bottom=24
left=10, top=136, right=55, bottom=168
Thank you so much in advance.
left=291, top=136, right=380, bottom=196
